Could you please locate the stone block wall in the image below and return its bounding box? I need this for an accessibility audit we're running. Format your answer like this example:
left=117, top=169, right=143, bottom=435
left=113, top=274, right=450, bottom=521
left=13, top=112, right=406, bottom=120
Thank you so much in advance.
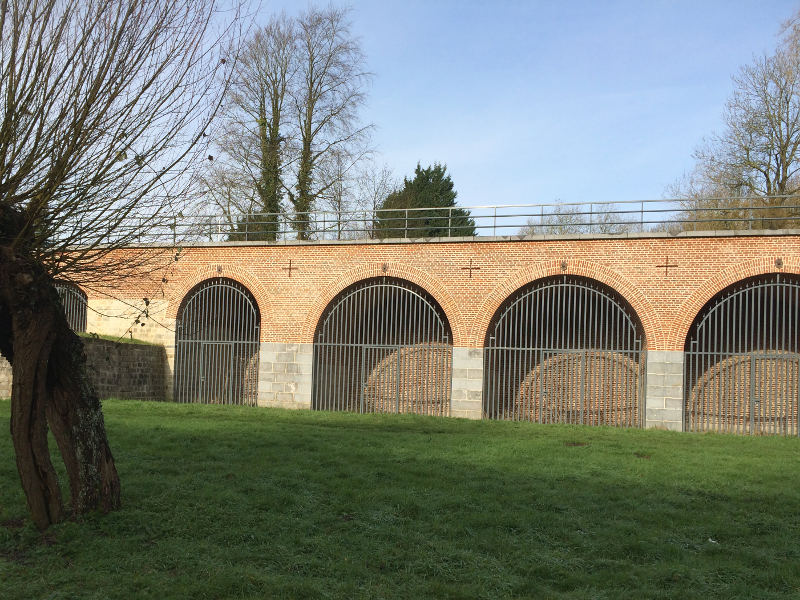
left=257, top=342, right=313, bottom=409
left=645, top=350, right=684, bottom=430
left=0, top=337, right=167, bottom=401
left=450, top=347, right=484, bottom=419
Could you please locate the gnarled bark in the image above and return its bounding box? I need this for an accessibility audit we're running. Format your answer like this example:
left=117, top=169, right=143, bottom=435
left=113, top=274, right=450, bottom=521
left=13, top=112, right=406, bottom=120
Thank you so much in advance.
left=0, top=206, right=120, bottom=529
left=46, top=328, right=121, bottom=515
left=1, top=249, right=64, bottom=529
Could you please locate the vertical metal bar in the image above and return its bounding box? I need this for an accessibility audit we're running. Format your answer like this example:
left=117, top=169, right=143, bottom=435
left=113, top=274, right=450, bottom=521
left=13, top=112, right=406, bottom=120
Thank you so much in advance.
left=515, top=287, right=525, bottom=422
left=585, top=285, right=595, bottom=425
left=751, top=282, right=760, bottom=434
left=395, top=345, right=401, bottom=413
left=793, top=284, right=798, bottom=436
left=448, top=207, right=452, bottom=237
left=603, top=290, right=611, bottom=425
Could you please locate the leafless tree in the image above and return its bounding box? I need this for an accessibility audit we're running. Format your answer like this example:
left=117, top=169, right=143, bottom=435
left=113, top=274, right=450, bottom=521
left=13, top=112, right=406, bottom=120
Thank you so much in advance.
left=673, top=11, right=800, bottom=230
left=317, top=149, right=357, bottom=239
left=0, top=0, right=237, bottom=529
left=207, top=14, right=295, bottom=240
left=519, top=203, right=634, bottom=236
left=354, top=161, right=396, bottom=238
left=289, top=5, right=372, bottom=239
left=206, top=6, right=371, bottom=241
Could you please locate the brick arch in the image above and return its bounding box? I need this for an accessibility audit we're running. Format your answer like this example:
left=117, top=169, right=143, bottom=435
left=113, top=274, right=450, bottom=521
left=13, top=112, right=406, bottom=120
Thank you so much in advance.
left=470, top=260, right=661, bottom=348
left=671, top=257, right=800, bottom=350
left=165, top=264, right=271, bottom=341
left=301, top=262, right=466, bottom=345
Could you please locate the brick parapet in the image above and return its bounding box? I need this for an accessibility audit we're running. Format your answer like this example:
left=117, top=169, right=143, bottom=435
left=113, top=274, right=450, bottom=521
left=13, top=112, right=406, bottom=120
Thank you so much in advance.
left=80, top=234, right=800, bottom=352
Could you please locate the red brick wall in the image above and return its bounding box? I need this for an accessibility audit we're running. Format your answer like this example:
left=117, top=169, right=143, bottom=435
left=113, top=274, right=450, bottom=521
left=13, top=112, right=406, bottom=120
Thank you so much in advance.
left=86, top=233, right=800, bottom=351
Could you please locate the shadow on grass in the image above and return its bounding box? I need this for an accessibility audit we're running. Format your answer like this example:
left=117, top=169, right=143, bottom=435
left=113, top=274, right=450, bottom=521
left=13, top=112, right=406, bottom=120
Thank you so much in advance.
left=1, top=400, right=799, bottom=599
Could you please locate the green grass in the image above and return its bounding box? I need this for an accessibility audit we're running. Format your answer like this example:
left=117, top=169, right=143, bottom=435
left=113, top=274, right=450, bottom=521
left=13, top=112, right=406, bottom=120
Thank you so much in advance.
left=79, top=332, right=158, bottom=345
left=1, top=400, right=798, bottom=599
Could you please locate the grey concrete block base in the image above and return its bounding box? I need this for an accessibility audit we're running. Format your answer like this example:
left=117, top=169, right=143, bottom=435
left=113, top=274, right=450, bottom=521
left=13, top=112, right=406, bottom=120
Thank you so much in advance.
left=450, top=347, right=483, bottom=419
left=252, top=344, right=687, bottom=432
left=645, top=350, right=684, bottom=431
left=258, top=343, right=313, bottom=409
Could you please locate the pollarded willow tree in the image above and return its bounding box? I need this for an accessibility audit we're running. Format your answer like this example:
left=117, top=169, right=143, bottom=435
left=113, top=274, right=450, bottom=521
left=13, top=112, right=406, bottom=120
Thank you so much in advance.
left=0, top=0, right=237, bottom=529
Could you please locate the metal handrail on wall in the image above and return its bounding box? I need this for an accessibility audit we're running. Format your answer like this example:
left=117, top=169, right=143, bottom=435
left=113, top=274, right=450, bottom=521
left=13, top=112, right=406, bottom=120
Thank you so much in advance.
left=99, top=196, right=800, bottom=245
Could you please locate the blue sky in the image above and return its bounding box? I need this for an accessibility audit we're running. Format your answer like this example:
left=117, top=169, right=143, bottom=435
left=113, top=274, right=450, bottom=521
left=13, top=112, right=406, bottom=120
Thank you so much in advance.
left=259, top=1, right=796, bottom=207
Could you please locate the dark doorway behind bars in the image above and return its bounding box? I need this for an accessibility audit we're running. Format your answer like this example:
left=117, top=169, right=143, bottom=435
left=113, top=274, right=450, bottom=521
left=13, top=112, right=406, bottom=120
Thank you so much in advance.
left=312, top=277, right=453, bottom=415
left=484, top=275, right=646, bottom=427
left=55, top=282, right=87, bottom=333
left=685, top=273, right=800, bottom=435
left=174, top=278, right=260, bottom=405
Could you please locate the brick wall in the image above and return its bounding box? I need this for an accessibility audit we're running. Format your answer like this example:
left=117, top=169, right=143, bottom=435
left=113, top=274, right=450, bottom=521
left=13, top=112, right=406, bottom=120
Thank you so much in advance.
left=86, top=232, right=800, bottom=352
left=0, top=337, right=166, bottom=401
left=63, top=231, right=800, bottom=429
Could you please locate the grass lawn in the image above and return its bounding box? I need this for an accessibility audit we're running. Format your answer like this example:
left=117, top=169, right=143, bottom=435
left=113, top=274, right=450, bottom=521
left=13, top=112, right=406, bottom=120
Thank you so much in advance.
left=0, top=400, right=798, bottom=599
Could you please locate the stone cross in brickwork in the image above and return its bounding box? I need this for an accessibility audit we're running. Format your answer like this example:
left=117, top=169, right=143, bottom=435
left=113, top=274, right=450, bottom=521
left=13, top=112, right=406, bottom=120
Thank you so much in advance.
left=656, top=256, right=678, bottom=276
left=282, top=259, right=297, bottom=278
left=461, top=258, right=481, bottom=279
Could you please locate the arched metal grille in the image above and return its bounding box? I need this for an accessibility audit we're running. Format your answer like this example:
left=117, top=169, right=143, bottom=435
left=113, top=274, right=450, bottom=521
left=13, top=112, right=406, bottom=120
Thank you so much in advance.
left=174, top=278, right=260, bottom=405
left=55, top=282, right=87, bottom=333
left=484, top=275, right=645, bottom=427
left=313, top=277, right=452, bottom=415
left=685, top=273, right=800, bottom=435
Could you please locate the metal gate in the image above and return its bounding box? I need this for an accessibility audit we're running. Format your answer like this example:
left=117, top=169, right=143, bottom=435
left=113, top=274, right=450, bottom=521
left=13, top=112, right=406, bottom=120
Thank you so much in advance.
left=174, top=278, right=260, bottom=405
left=55, top=282, right=87, bottom=332
left=685, top=274, right=800, bottom=435
left=312, top=277, right=452, bottom=415
left=484, top=275, right=645, bottom=426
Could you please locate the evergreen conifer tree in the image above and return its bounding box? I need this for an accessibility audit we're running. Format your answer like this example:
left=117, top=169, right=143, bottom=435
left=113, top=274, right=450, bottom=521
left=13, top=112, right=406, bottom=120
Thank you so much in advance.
left=376, top=163, right=475, bottom=238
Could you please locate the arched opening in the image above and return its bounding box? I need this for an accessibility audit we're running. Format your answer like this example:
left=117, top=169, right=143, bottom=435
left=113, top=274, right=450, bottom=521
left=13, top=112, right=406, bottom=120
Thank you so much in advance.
left=55, top=281, right=87, bottom=333
left=685, top=273, right=800, bottom=435
left=174, top=277, right=260, bottom=405
left=312, top=276, right=452, bottom=415
left=483, top=275, right=646, bottom=427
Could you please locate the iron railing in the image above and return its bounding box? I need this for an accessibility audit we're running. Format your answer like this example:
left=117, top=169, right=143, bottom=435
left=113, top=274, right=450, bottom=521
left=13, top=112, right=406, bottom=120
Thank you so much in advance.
left=55, top=282, right=88, bottom=332
left=685, top=274, right=800, bottom=435
left=312, top=277, right=453, bottom=415
left=91, top=197, right=800, bottom=245
left=174, top=278, right=260, bottom=406
left=484, top=276, right=645, bottom=427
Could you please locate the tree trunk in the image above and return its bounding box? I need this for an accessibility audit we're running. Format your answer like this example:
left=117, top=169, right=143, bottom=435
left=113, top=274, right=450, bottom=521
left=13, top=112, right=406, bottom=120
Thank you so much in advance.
left=1, top=250, right=64, bottom=530
left=46, top=327, right=121, bottom=514
left=0, top=208, right=121, bottom=528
